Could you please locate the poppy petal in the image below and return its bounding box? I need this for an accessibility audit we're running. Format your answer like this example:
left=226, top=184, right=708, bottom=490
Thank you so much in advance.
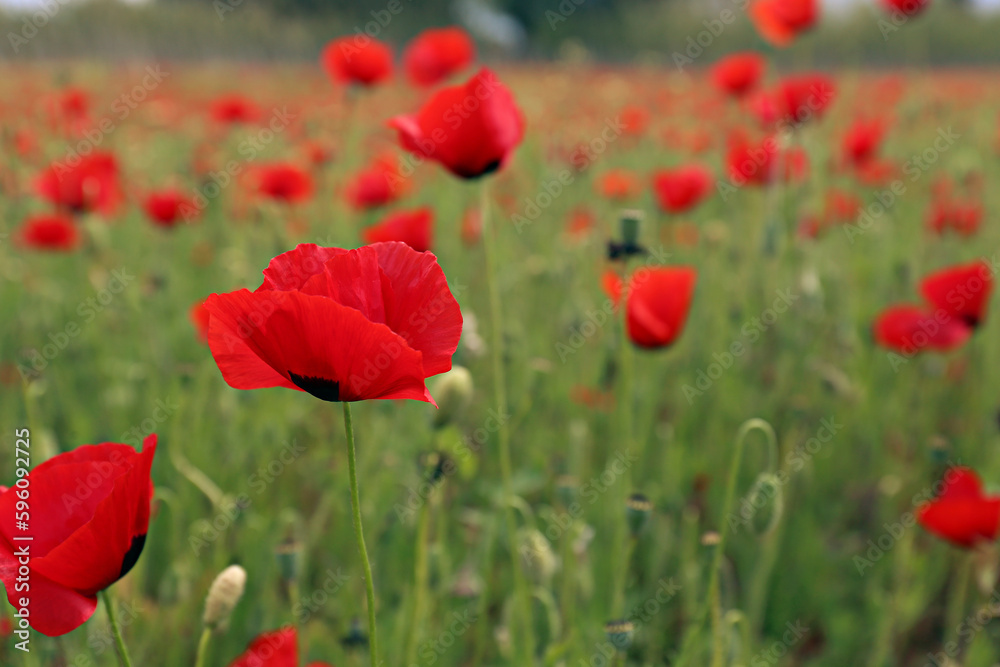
left=0, top=542, right=97, bottom=637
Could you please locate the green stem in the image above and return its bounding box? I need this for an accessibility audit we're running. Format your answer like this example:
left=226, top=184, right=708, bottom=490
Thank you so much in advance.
left=404, top=491, right=433, bottom=664
left=193, top=627, right=212, bottom=667
left=612, top=258, right=635, bottom=616
left=944, top=553, right=972, bottom=654
left=343, top=402, right=379, bottom=667
left=100, top=589, right=134, bottom=667
left=480, top=181, right=535, bottom=662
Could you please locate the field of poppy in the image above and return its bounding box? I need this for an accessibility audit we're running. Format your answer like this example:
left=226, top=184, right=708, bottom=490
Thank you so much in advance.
left=3, top=1, right=1000, bottom=666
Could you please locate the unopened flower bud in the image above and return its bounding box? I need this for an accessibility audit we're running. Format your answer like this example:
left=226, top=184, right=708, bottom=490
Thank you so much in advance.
left=275, top=538, right=301, bottom=583
left=203, top=565, right=247, bottom=630
left=625, top=493, right=653, bottom=537
left=604, top=619, right=635, bottom=650
left=430, top=366, right=473, bottom=429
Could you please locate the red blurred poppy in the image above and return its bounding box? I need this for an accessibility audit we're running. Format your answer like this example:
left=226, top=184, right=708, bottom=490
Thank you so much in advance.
left=17, top=213, right=80, bottom=251
left=404, top=27, right=476, bottom=87
left=210, top=94, right=261, bottom=125
left=0, top=435, right=157, bottom=636
left=252, top=163, right=314, bottom=205
left=205, top=242, right=462, bottom=404
left=389, top=68, right=525, bottom=179
left=144, top=188, right=199, bottom=228
left=227, top=627, right=330, bottom=667
left=362, top=207, right=433, bottom=252
left=775, top=74, right=836, bottom=125
left=35, top=151, right=122, bottom=216
left=926, top=199, right=982, bottom=237
left=461, top=207, right=482, bottom=246
left=604, top=267, right=698, bottom=349
left=651, top=165, right=713, bottom=214
left=920, top=261, right=993, bottom=328
left=726, top=137, right=777, bottom=186
left=881, top=0, right=931, bottom=16
left=873, top=305, right=972, bottom=353
left=620, top=105, right=650, bottom=136
left=710, top=52, right=766, bottom=98
left=750, top=0, right=819, bottom=47
left=345, top=155, right=408, bottom=210
left=842, top=118, right=886, bottom=168
left=917, top=467, right=1000, bottom=549
left=565, top=206, right=595, bottom=240
left=321, top=37, right=393, bottom=87
left=596, top=169, right=640, bottom=200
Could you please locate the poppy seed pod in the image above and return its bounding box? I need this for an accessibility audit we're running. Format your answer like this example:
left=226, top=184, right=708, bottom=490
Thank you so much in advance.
left=203, top=565, right=247, bottom=630
left=625, top=493, right=653, bottom=537
left=275, top=538, right=301, bottom=583
left=556, top=474, right=577, bottom=507
left=430, top=366, right=474, bottom=428
left=604, top=619, right=635, bottom=650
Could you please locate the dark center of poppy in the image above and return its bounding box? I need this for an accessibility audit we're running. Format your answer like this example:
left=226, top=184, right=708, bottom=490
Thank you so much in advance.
left=961, top=313, right=980, bottom=328
left=289, top=372, right=342, bottom=402
left=118, top=534, right=147, bottom=580
left=458, top=159, right=502, bottom=180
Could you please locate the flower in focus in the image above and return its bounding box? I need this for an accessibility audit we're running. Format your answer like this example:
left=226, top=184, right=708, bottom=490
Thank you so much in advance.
left=205, top=242, right=462, bottom=404
left=0, top=436, right=158, bottom=636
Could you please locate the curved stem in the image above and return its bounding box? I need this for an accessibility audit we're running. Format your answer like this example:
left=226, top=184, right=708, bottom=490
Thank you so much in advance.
left=343, top=402, right=379, bottom=667
left=193, top=627, right=212, bottom=667
left=99, top=589, right=134, bottom=667
left=481, top=181, right=535, bottom=662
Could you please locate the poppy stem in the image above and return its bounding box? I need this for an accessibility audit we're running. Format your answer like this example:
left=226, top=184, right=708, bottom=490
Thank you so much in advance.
left=403, top=486, right=433, bottom=665
left=480, top=180, right=535, bottom=661
left=342, top=401, right=379, bottom=667
left=612, top=257, right=635, bottom=617
left=99, top=589, right=134, bottom=667
left=944, top=552, right=973, bottom=654
left=193, top=627, right=211, bottom=667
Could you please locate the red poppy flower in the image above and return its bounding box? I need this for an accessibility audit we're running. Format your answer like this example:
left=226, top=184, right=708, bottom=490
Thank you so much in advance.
left=144, top=188, right=198, bottom=228
left=917, top=467, right=1000, bottom=549
left=926, top=199, right=982, bottom=237
left=56, top=87, right=89, bottom=121
left=750, top=0, right=819, bottom=47
left=321, top=37, right=393, bottom=87
left=873, top=305, right=971, bottom=353
left=775, top=74, right=836, bottom=125
left=842, top=118, right=886, bottom=168
left=404, top=27, right=476, bottom=87
left=920, top=261, right=993, bottom=328
left=881, top=0, right=931, bottom=16
left=726, top=137, right=777, bottom=186
left=345, top=155, right=408, bottom=210
left=210, top=94, right=261, bottom=125
left=389, top=68, right=525, bottom=179
left=35, top=151, right=122, bottom=216
left=205, top=242, right=462, bottom=404
left=604, top=267, right=698, bottom=349
left=651, top=165, right=713, bottom=214
left=0, top=435, right=157, bottom=636
left=362, top=208, right=433, bottom=252
left=252, top=163, right=314, bottom=205
left=620, top=105, right=650, bottom=136
left=17, top=213, right=80, bottom=251
left=710, top=52, right=766, bottom=98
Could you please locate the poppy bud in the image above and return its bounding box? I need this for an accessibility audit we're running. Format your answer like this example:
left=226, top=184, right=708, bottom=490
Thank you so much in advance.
left=620, top=209, right=643, bottom=248
left=417, top=450, right=451, bottom=483
left=203, top=565, right=247, bottom=631
left=604, top=619, right=635, bottom=650
left=341, top=618, right=369, bottom=650
left=519, top=529, right=558, bottom=582
left=747, top=473, right=784, bottom=537
left=625, top=493, right=653, bottom=537
left=275, top=538, right=301, bottom=583
left=430, top=366, right=473, bottom=429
